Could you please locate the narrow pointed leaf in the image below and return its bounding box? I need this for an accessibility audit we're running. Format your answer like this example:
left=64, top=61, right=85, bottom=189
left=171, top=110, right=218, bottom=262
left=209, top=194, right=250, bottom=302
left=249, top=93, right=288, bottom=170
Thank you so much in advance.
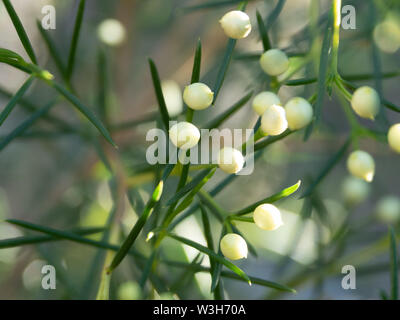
left=166, top=168, right=214, bottom=205
left=234, top=180, right=301, bottom=216
left=107, top=181, right=164, bottom=272
left=0, top=76, right=34, bottom=126
left=148, top=59, right=170, bottom=130
left=204, top=91, right=253, bottom=129
left=389, top=227, right=398, bottom=300
left=167, top=233, right=251, bottom=285
left=191, top=39, right=202, bottom=84
left=66, top=0, right=86, bottom=80
left=0, top=100, right=55, bottom=152
left=2, top=0, right=37, bottom=63
left=52, top=81, right=116, bottom=147
left=36, top=20, right=66, bottom=77
left=266, top=0, right=286, bottom=29
left=301, top=138, right=350, bottom=198
left=256, top=10, right=271, bottom=51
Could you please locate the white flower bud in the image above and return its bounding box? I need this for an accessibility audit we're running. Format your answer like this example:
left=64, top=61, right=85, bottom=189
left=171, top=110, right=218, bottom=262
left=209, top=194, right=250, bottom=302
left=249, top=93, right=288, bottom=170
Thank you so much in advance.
left=342, top=176, right=370, bottom=206
left=351, top=86, right=380, bottom=120
left=284, top=97, right=313, bottom=130
left=253, top=204, right=283, bottom=231
left=97, top=19, right=126, bottom=47
left=259, top=49, right=289, bottom=76
left=373, top=15, right=400, bottom=53
left=388, top=123, right=400, bottom=153
left=217, top=147, right=245, bottom=174
left=347, top=150, right=375, bottom=182
left=252, top=91, right=281, bottom=116
left=220, top=233, right=248, bottom=260
left=161, top=80, right=183, bottom=117
left=376, top=196, right=400, bottom=224
left=261, top=105, right=288, bottom=136
left=183, top=83, right=214, bottom=110
left=169, top=122, right=200, bottom=150
left=219, top=11, right=251, bottom=39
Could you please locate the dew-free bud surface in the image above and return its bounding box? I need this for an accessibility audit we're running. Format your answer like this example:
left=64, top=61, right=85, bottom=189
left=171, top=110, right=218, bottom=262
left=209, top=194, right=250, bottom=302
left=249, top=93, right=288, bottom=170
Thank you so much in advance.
left=219, top=10, right=252, bottom=39
left=260, top=49, right=289, bottom=76
left=183, top=83, right=214, bottom=110
left=169, top=122, right=200, bottom=150
left=284, top=97, right=313, bottom=130
left=347, top=150, right=375, bottom=182
left=253, top=204, right=283, bottom=231
left=217, top=147, right=245, bottom=174
left=261, top=105, right=288, bottom=136
left=252, top=91, right=281, bottom=116
left=220, top=233, right=248, bottom=260
left=351, top=86, right=380, bottom=120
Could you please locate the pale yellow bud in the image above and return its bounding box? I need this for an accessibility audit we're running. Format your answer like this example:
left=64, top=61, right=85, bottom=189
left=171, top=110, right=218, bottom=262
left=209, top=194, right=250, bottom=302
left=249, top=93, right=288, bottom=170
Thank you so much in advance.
left=97, top=19, right=126, bottom=47
left=117, top=282, right=140, bottom=300
left=376, top=196, right=400, bottom=224
left=284, top=97, right=313, bottom=130
left=169, top=122, right=200, bottom=150
left=253, top=204, right=283, bottom=231
left=259, top=49, right=289, bottom=76
left=388, top=123, right=400, bottom=153
left=252, top=91, right=281, bottom=116
left=342, top=176, right=370, bottom=206
left=219, top=10, right=252, bottom=39
left=351, top=86, right=380, bottom=120
left=183, top=83, right=214, bottom=110
left=261, top=105, right=288, bottom=136
left=220, top=233, right=248, bottom=260
left=373, top=15, right=400, bottom=53
left=347, top=150, right=375, bottom=182
left=217, top=147, right=245, bottom=174
left=161, top=80, right=183, bottom=117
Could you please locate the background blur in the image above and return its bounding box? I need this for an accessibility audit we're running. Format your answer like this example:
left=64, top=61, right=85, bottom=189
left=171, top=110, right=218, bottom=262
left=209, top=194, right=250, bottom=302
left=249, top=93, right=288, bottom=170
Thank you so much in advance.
left=0, top=0, right=399, bottom=300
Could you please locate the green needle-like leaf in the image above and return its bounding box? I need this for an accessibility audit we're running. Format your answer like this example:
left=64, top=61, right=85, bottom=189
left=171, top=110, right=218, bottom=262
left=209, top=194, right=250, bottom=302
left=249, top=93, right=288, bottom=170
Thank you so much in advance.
left=107, top=181, right=164, bottom=273
left=148, top=59, right=170, bottom=130
left=167, top=233, right=251, bottom=285
left=301, top=138, right=350, bottom=198
left=66, top=0, right=86, bottom=80
left=52, top=81, right=116, bottom=147
left=0, top=226, right=104, bottom=249
left=2, top=0, right=37, bottom=64
left=166, top=168, right=214, bottom=206
left=0, top=76, right=34, bottom=126
left=233, top=180, right=301, bottom=216
left=204, top=91, right=253, bottom=129
left=389, top=227, right=398, bottom=300
left=256, top=10, right=271, bottom=51
left=0, top=100, right=55, bottom=152
left=265, top=0, right=286, bottom=29
left=191, top=39, right=202, bottom=84
left=36, top=20, right=66, bottom=78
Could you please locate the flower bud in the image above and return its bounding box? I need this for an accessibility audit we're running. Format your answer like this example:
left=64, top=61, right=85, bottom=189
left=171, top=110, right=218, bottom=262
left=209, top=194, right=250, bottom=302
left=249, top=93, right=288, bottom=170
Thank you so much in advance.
left=220, top=233, right=248, bottom=260
left=376, top=196, right=400, bottom=224
left=388, top=123, right=400, bottom=153
left=162, top=80, right=183, bottom=117
left=342, top=176, right=370, bottom=206
left=252, top=91, right=281, bottom=116
left=259, top=49, right=289, bottom=76
left=351, top=86, right=380, bottom=120
left=284, top=97, right=313, bottom=130
left=347, top=150, right=375, bottom=182
left=373, top=15, right=400, bottom=54
left=97, top=19, right=126, bottom=47
left=217, top=147, right=245, bottom=174
left=183, top=83, right=214, bottom=110
left=261, top=105, right=288, bottom=136
left=253, top=204, right=283, bottom=231
left=169, top=122, right=200, bottom=150
left=219, top=10, right=251, bottom=39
